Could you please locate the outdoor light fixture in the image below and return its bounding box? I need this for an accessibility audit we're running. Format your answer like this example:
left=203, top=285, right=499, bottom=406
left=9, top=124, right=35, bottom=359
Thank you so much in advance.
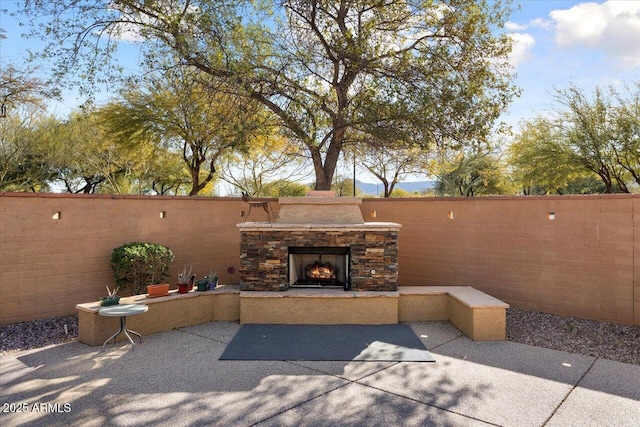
left=370, top=210, right=377, bottom=218
left=448, top=211, right=454, bottom=220
left=548, top=212, right=555, bottom=220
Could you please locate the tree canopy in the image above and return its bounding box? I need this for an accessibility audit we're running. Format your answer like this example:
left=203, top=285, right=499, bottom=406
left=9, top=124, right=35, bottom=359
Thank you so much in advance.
left=510, top=82, right=640, bottom=194
left=21, top=0, right=519, bottom=190
left=98, top=66, right=266, bottom=195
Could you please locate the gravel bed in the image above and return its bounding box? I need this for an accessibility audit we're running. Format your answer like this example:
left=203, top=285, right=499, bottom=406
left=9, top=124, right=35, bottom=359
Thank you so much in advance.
left=507, top=308, right=639, bottom=365
left=1, top=315, right=78, bottom=356
left=1, top=309, right=638, bottom=365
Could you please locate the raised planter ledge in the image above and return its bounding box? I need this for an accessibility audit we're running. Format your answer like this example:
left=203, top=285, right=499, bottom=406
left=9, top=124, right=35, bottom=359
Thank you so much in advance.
left=76, top=285, right=240, bottom=346
left=76, top=285, right=508, bottom=345
left=76, top=285, right=240, bottom=313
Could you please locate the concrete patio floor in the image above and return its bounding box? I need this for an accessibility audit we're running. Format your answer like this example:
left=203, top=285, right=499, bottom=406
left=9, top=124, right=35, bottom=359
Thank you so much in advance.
left=1, top=321, right=638, bottom=427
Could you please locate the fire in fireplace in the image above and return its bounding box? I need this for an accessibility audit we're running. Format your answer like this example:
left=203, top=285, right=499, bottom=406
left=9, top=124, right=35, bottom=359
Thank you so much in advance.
left=289, top=247, right=349, bottom=289
left=306, top=261, right=336, bottom=280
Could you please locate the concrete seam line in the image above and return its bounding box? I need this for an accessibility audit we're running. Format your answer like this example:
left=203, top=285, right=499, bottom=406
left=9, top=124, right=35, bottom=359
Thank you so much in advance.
left=541, top=357, right=599, bottom=426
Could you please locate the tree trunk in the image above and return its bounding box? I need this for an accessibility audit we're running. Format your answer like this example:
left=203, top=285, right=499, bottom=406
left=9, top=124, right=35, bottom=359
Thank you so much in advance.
left=310, top=126, right=345, bottom=191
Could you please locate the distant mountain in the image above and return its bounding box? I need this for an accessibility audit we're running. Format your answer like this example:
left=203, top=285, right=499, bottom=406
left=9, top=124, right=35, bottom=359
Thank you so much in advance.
left=356, top=179, right=436, bottom=196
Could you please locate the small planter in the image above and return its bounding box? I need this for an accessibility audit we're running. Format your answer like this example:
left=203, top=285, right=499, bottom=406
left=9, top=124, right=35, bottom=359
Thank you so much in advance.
left=147, top=283, right=170, bottom=298
left=177, top=283, right=190, bottom=294
left=196, top=279, right=209, bottom=292
left=100, top=296, right=120, bottom=306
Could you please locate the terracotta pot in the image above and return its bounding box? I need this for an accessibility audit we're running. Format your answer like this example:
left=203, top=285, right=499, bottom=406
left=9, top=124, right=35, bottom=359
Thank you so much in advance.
left=147, top=283, right=170, bottom=298
left=177, top=283, right=189, bottom=294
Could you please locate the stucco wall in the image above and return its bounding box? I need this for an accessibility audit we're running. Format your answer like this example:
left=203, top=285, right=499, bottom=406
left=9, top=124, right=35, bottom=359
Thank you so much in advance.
left=0, top=193, right=257, bottom=324
left=1, top=192, right=638, bottom=325
left=362, top=195, right=639, bottom=325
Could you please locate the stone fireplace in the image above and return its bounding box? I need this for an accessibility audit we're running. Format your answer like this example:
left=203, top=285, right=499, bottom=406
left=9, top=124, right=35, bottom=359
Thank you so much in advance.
left=238, top=194, right=401, bottom=292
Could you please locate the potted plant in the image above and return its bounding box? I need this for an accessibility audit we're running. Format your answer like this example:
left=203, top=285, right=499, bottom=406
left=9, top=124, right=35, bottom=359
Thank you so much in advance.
left=100, top=286, right=121, bottom=306
left=206, top=270, right=219, bottom=290
left=110, top=242, right=174, bottom=295
left=177, top=264, right=195, bottom=294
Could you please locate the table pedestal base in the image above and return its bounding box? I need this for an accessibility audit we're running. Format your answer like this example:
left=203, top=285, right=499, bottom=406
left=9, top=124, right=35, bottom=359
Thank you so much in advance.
left=102, top=315, right=143, bottom=351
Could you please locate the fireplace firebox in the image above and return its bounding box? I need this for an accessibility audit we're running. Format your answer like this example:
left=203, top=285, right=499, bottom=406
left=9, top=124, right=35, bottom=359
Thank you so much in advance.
left=288, top=247, right=350, bottom=289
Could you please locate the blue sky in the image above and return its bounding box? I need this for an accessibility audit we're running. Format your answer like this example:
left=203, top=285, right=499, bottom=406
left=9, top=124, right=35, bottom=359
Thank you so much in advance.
left=1, top=0, right=639, bottom=129
left=504, top=0, right=640, bottom=127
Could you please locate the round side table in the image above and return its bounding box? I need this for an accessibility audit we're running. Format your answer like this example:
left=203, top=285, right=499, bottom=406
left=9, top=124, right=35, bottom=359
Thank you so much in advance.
left=99, top=304, right=149, bottom=351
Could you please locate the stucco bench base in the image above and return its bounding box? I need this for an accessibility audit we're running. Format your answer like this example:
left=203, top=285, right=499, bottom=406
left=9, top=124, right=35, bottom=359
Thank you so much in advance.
left=399, top=286, right=509, bottom=340
left=76, top=286, right=240, bottom=346
left=77, top=285, right=508, bottom=344
left=240, top=289, right=399, bottom=325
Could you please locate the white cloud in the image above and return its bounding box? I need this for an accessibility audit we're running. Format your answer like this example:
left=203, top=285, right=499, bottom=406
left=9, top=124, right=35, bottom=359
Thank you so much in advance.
left=505, top=21, right=527, bottom=31
left=529, top=18, right=553, bottom=30
left=550, top=1, right=640, bottom=69
left=508, top=33, right=535, bottom=67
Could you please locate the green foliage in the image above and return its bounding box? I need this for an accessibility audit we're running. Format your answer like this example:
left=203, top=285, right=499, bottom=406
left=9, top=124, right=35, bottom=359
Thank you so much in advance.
left=110, top=242, right=174, bottom=295
left=99, top=67, right=265, bottom=195
left=21, top=0, right=519, bottom=191
left=261, top=181, right=309, bottom=197
left=389, top=188, right=413, bottom=198
left=331, top=177, right=362, bottom=197
left=219, top=132, right=310, bottom=197
left=0, top=65, right=58, bottom=191
left=353, top=143, right=427, bottom=198
left=509, top=81, right=639, bottom=194
left=0, top=115, right=56, bottom=192
left=431, top=144, right=513, bottom=197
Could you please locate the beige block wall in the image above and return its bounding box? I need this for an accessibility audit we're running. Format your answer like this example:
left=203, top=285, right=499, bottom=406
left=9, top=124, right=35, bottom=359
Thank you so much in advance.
left=363, top=195, right=638, bottom=325
left=1, top=193, right=638, bottom=326
left=0, top=193, right=255, bottom=324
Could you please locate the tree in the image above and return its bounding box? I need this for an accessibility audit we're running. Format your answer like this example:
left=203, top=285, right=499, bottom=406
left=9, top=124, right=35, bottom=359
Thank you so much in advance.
left=22, top=0, right=519, bottom=190
left=44, top=109, right=127, bottom=194
left=611, top=82, right=640, bottom=186
left=354, top=142, right=426, bottom=198
left=509, top=82, right=639, bottom=194
left=219, top=133, right=310, bottom=197
left=0, top=112, right=56, bottom=191
left=430, top=144, right=512, bottom=197
left=507, top=118, right=588, bottom=195
left=0, top=64, right=58, bottom=117
left=99, top=67, right=265, bottom=195
left=555, top=85, right=631, bottom=193
left=0, top=64, right=58, bottom=191
left=331, top=176, right=361, bottom=197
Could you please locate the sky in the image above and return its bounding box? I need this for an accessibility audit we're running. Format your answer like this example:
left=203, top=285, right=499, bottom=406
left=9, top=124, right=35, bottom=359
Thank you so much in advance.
left=503, top=0, right=640, bottom=127
left=1, top=0, right=639, bottom=187
left=2, top=0, right=639, bottom=125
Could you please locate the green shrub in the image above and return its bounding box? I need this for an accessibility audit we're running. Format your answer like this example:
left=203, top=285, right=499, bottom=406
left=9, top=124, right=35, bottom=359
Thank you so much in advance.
left=110, top=242, right=174, bottom=295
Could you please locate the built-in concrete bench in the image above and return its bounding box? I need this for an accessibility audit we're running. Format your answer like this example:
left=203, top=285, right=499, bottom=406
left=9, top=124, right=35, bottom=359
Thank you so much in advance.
left=398, top=286, right=509, bottom=340
left=76, top=285, right=508, bottom=345
left=75, top=285, right=240, bottom=346
left=241, top=286, right=508, bottom=340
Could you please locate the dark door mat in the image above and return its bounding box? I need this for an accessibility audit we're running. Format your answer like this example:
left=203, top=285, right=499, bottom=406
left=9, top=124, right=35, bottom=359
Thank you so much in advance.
left=219, top=324, right=435, bottom=362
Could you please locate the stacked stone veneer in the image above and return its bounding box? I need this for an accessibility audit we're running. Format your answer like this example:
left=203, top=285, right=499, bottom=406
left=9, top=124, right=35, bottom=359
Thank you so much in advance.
left=238, top=224, right=400, bottom=291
